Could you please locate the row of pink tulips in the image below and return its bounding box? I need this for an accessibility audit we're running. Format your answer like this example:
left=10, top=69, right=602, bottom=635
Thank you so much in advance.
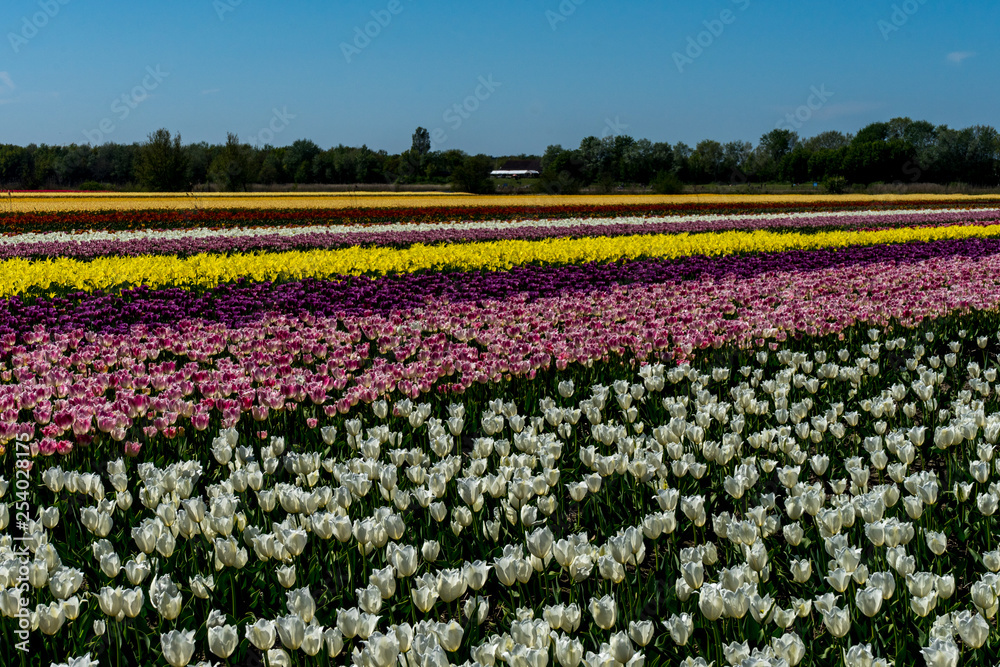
left=3, top=241, right=1000, bottom=455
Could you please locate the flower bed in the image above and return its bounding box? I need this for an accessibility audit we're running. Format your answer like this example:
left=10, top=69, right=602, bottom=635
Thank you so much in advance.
left=1, top=200, right=999, bottom=666
left=1, top=208, right=998, bottom=261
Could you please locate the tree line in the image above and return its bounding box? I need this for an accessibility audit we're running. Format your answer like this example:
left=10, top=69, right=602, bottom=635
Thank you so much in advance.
left=0, top=118, right=998, bottom=193
left=539, top=119, right=1000, bottom=194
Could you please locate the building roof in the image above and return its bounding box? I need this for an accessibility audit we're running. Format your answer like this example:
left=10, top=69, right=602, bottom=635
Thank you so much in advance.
left=500, top=159, right=542, bottom=172
left=490, top=170, right=540, bottom=177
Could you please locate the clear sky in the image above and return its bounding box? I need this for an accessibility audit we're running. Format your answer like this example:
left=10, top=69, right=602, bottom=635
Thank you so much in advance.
left=1, top=0, right=996, bottom=154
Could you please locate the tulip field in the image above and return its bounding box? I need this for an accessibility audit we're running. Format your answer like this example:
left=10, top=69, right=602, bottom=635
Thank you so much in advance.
left=4, top=195, right=1000, bottom=667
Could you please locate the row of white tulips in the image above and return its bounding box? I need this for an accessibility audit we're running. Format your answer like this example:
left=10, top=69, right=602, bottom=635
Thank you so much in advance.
left=3, top=326, right=1000, bottom=665
left=2, top=207, right=977, bottom=245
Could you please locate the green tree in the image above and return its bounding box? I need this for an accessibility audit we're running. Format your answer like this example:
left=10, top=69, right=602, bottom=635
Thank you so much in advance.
left=802, top=131, right=850, bottom=152
left=759, top=129, right=798, bottom=163
left=778, top=146, right=811, bottom=183
left=721, top=141, right=752, bottom=176
left=208, top=133, right=253, bottom=191
left=968, top=125, right=1000, bottom=184
left=841, top=138, right=913, bottom=184
left=451, top=154, right=495, bottom=194
left=541, top=145, right=567, bottom=172
left=282, top=139, right=321, bottom=184
left=607, top=134, right=636, bottom=182
left=0, top=145, right=30, bottom=185
left=747, top=130, right=799, bottom=182
left=135, top=129, right=188, bottom=191
left=88, top=143, right=136, bottom=186
left=577, top=136, right=608, bottom=184
left=183, top=142, right=213, bottom=187
left=621, top=139, right=658, bottom=184
left=690, top=140, right=725, bottom=183
left=257, top=149, right=285, bottom=184
left=53, top=144, right=92, bottom=185
left=671, top=142, right=693, bottom=182
left=411, top=127, right=431, bottom=156
left=852, top=122, right=890, bottom=146
left=31, top=144, right=59, bottom=188
left=902, top=120, right=937, bottom=152
left=646, top=142, right=675, bottom=184
left=807, top=147, right=846, bottom=182
left=535, top=148, right=585, bottom=195
left=420, top=149, right=464, bottom=184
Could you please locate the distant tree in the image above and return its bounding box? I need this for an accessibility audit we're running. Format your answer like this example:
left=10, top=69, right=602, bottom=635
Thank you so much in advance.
left=721, top=141, right=753, bottom=182
left=690, top=140, right=724, bottom=183
left=183, top=142, right=212, bottom=187
left=802, top=131, right=850, bottom=152
left=936, top=125, right=1000, bottom=184
left=53, top=144, right=92, bottom=185
left=208, top=133, right=252, bottom=191
left=312, top=144, right=385, bottom=184
left=535, top=148, right=585, bottom=195
left=885, top=117, right=913, bottom=140
left=422, top=150, right=466, bottom=183
left=282, top=139, right=321, bottom=184
left=841, top=138, right=913, bottom=184
left=451, top=154, right=495, bottom=194
left=31, top=145, right=59, bottom=188
left=0, top=145, right=30, bottom=185
left=759, top=129, right=799, bottom=163
left=902, top=120, right=937, bottom=151
left=647, top=142, right=675, bottom=181
left=411, top=127, right=431, bottom=157
left=967, top=125, right=1000, bottom=184
left=356, top=146, right=389, bottom=183
left=88, top=143, right=135, bottom=186
left=671, top=142, right=693, bottom=182
left=748, top=130, right=799, bottom=182
left=621, top=138, right=656, bottom=184
left=257, top=149, right=284, bottom=184
left=541, top=145, right=565, bottom=171
left=606, top=135, right=636, bottom=182
left=577, top=136, right=608, bottom=184
left=1, top=116, right=994, bottom=191
left=779, top=146, right=811, bottom=183
left=807, top=148, right=847, bottom=182
left=135, top=129, right=188, bottom=191
left=312, top=146, right=341, bottom=183
left=852, top=122, right=890, bottom=146
left=386, top=149, right=427, bottom=184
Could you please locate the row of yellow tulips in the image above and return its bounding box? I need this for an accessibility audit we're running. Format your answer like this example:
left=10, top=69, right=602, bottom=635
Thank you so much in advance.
left=2, top=223, right=999, bottom=297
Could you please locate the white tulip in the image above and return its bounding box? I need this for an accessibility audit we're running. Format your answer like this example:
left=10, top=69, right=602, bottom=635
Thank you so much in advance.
left=160, top=629, right=196, bottom=667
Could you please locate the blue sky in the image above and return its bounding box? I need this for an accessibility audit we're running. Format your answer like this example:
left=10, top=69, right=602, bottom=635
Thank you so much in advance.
left=0, top=0, right=996, bottom=154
